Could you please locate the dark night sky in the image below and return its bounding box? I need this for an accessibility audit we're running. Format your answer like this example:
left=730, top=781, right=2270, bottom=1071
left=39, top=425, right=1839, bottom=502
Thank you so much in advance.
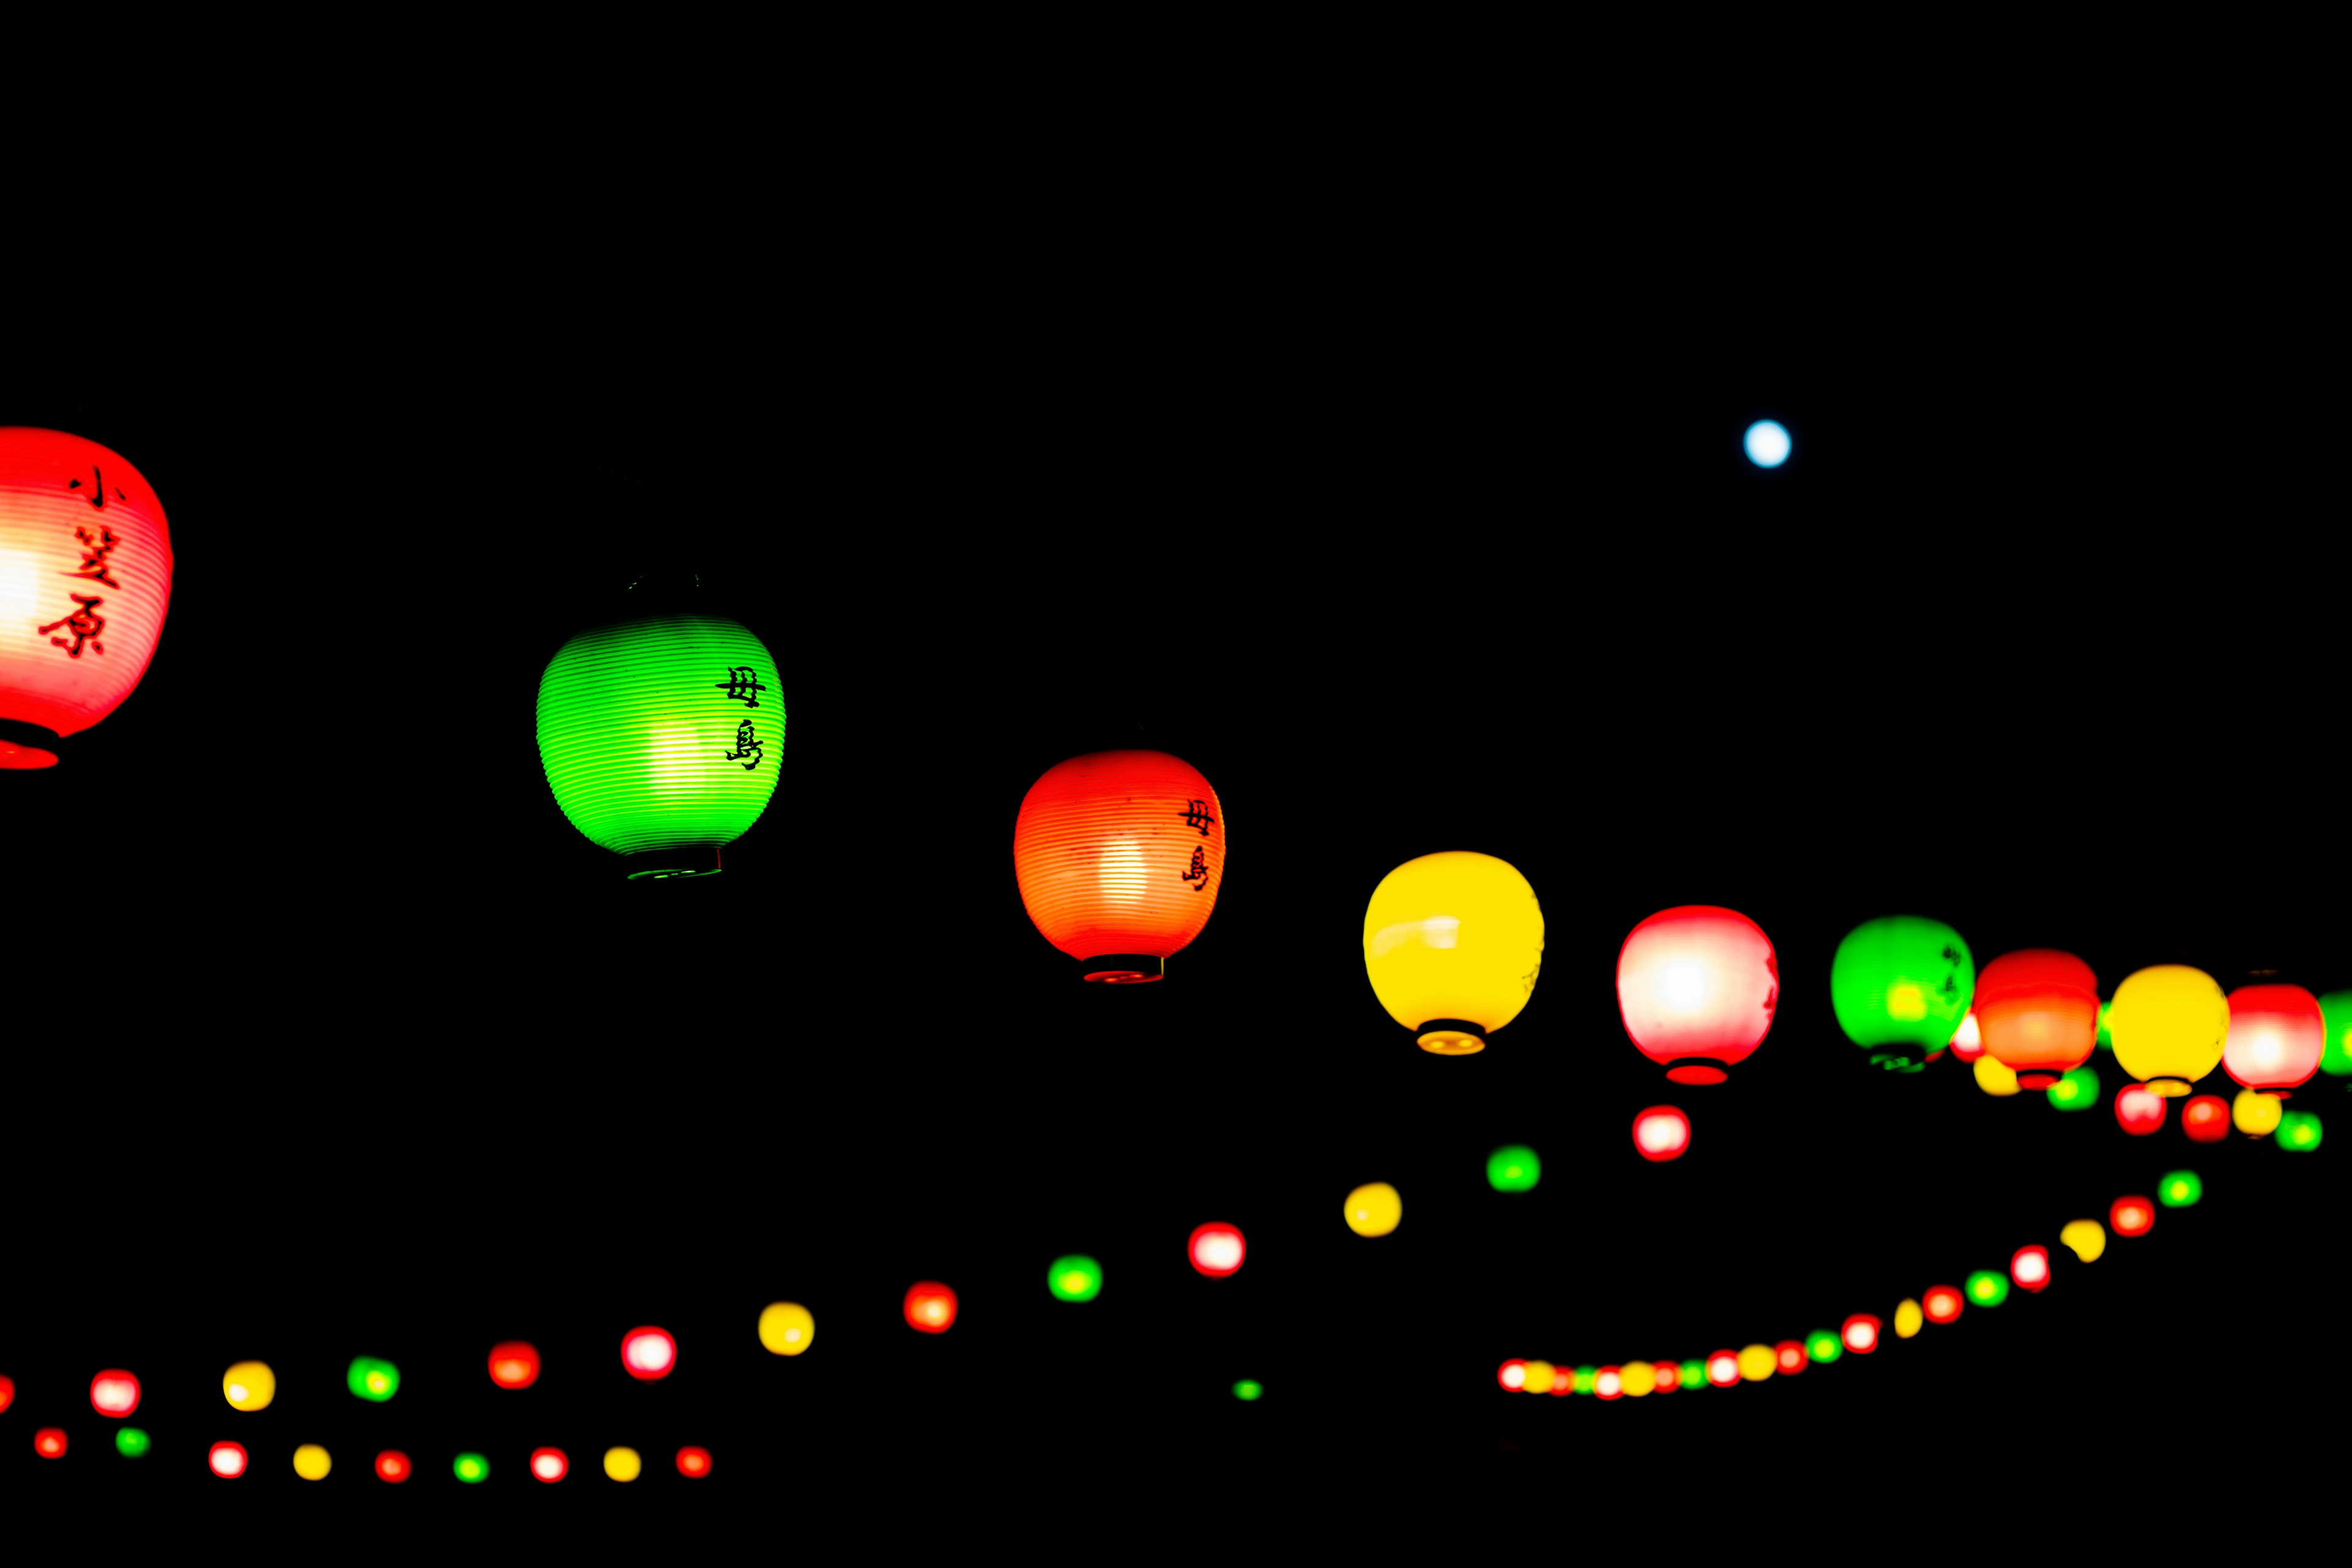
left=4, top=269, right=2343, bottom=1528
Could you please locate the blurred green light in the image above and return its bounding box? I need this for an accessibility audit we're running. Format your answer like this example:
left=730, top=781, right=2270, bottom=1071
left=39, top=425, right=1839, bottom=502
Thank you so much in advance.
left=1487, top=1144, right=1541, bottom=1193
left=1679, top=1360, right=1707, bottom=1390
left=2276, top=1111, right=2323, bottom=1152
left=347, top=1357, right=400, bottom=1402
left=115, top=1427, right=150, bottom=1458
left=2317, top=992, right=2352, bottom=1076
left=2158, top=1170, right=2203, bottom=1207
left=1047, top=1254, right=1103, bottom=1303
left=1966, top=1270, right=2010, bottom=1306
left=454, top=1452, right=489, bottom=1483
left=2048, top=1063, right=2099, bottom=1109
left=1572, top=1366, right=1596, bottom=1394
left=1232, top=1380, right=1262, bottom=1402
left=1806, top=1330, right=1842, bottom=1363
left=2097, top=1000, right=2113, bottom=1050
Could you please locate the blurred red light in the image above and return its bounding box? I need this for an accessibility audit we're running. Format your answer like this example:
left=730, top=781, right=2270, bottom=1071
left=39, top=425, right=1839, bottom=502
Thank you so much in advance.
left=0, top=1375, right=13, bottom=1414
left=2110, top=1197, right=2154, bottom=1237
left=209, top=1441, right=248, bottom=1479
left=489, top=1341, right=541, bottom=1390
left=2182, top=1094, right=2230, bottom=1144
left=530, top=1447, right=568, bottom=1482
left=376, top=1450, right=411, bottom=1483
left=1706, top=1351, right=1740, bottom=1387
left=1842, top=1314, right=1882, bottom=1354
left=1188, top=1222, right=1246, bottom=1278
left=1631, top=1105, right=1692, bottom=1163
left=90, top=1369, right=140, bottom=1417
left=2011, top=1245, right=2051, bottom=1292
left=1923, top=1286, right=1963, bottom=1324
left=676, top=1446, right=712, bottom=1477
left=1593, top=1366, right=1624, bottom=1400
left=1653, top=1360, right=1682, bottom=1392
left=2114, top=1085, right=2166, bottom=1136
left=904, top=1281, right=959, bottom=1334
left=1547, top=1368, right=1574, bottom=1396
left=35, top=1427, right=66, bottom=1458
left=1496, top=1359, right=1527, bottom=1392
left=1774, top=1340, right=1808, bottom=1374
left=620, top=1326, right=677, bottom=1379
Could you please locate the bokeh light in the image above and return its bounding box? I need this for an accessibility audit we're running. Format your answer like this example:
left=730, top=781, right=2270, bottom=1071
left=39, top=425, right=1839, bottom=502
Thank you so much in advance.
left=1975, top=1053, right=2020, bottom=1096
left=293, top=1443, right=331, bottom=1480
left=604, top=1446, right=642, bottom=1482
left=1188, top=1223, right=1246, bottom=1277
left=1806, top=1330, right=1842, bottom=1364
left=2059, top=1219, right=2106, bottom=1262
left=2233, top=1088, right=2283, bottom=1137
left=1343, top=1182, right=1403, bottom=1237
left=454, top=1452, right=489, bottom=1483
left=1594, top=1366, right=1624, bottom=1400
left=1679, top=1360, right=1708, bottom=1390
left=1894, top=1298, right=1924, bottom=1338
left=1841, top=1314, right=1882, bottom=1354
left=1632, top=1106, right=1692, bottom=1163
left=1706, top=1351, right=1741, bottom=1387
left=376, top=1450, right=412, bottom=1483
left=759, top=1302, right=815, bottom=1355
left=1736, top=1345, right=1776, bottom=1382
left=2158, top=1170, right=2203, bottom=1208
left=2182, top=1094, right=2230, bottom=1144
left=348, top=1357, right=400, bottom=1402
left=1523, top=1360, right=1556, bottom=1394
left=2048, top=1064, right=2099, bottom=1110
left=0, top=1375, right=12, bottom=1413
left=222, top=1360, right=276, bottom=1412
left=1621, top=1362, right=1657, bottom=1398
left=209, top=1441, right=248, bottom=1479
left=2011, top=1245, right=2051, bottom=1292
left=1653, top=1360, right=1682, bottom=1392
left=530, top=1447, right=568, bottom=1482
left=1233, top=1379, right=1264, bottom=1401
left=1548, top=1367, right=1573, bottom=1397
left=1486, top=1145, right=1540, bottom=1193
left=34, top=1428, right=66, bottom=1458
left=903, top=1283, right=959, bottom=1332
left=116, top=1427, right=151, bottom=1458
left=677, top=1446, right=712, bottom=1477
left=1773, top=1340, right=1809, bottom=1374
left=1572, top=1366, right=1597, bottom=1394
left=1743, top=419, right=1792, bottom=468
left=1966, top=1271, right=2010, bottom=1307
left=2319, top=991, right=2352, bottom=1076
left=1496, top=1360, right=1527, bottom=1392
left=1923, top=1286, right=1963, bottom=1324
left=2277, top=1110, right=2323, bottom=1152
left=2115, top=1084, right=2167, bottom=1135
left=2110, top=1196, right=2154, bottom=1237
left=1949, top=1012, right=1985, bottom=1062
left=622, top=1325, right=679, bottom=1377
left=1047, top=1254, right=1105, bottom=1301
left=91, top=1368, right=140, bottom=1417
left=489, top=1341, right=541, bottom=1390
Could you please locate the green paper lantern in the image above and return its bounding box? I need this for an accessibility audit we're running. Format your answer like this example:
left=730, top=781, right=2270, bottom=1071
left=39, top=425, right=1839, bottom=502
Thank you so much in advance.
left=115, top=1427, right=151, bottom=1458
left=454, top=1452, right=489, bottom=1483
left=1572, top=1365, right=1597, bottom=1394
left=2276, top=1110, right=2322, bottom=1152
left=535, top=609, right=783, bottom=878
left=1830, top=916, right=1975, bottom=1067
left=347, top=1357, right=400, bottom=1402
left=1966, top=1270, right=2010, bottom=1306
left=1487, top=1145, right=1540, bottom=1193
left=1679, top=1360, right=1708, bottom=1390
left=1232, top=1379, right=1262, bottom=1401
left=2158, top=1170, right=2203, bottom=1208
left=1806, top=1329, right=1842, bottom=1364
left=2047, top=1063, right=2100, bottom=1110
left=2319, top=992, right=2352, bottom=1076
left=1047, top=1254, right=1103, bottom=1303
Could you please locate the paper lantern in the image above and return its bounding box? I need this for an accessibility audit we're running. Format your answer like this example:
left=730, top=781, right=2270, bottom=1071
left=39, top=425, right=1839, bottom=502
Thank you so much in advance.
left=1621, top=1362, right=1657, bottom=1397
left=1893, top=1299, right=1924, bottom=1338
left=1632, top=1106, right=1692, bottom=1163
left=1923, top=1285, right=1964, bottom=1324
left=1014, top=749, right=1226, bottom=982
left=1616, top=907, right=1778, bottom=1084
left=1830, top=916, right=1975, bottom=1068
left=676, top=1446, right=713, bottom=1478
left=2048, top=1064, right=2100, bottom=1110
left=2059, top=1219, right=2106, bottom=1262
left=90, top=1368, right=140, bottom=1417
left=34, top=1428, right=66, bottom=1458
left=603, top=1447, right=642, bottom=1483
left=347, top=1357, right=399, bottom=1401
left=2232, top=1088, right=2283, bottom=1138
left=1735, top=1346, right=1776, bottom=1382
left=222, top=1360, right=276, bottom=1412
left=1975, top=1054, right=2020, bottom=1096
left=2011, top=1245, right=2051, bottom=1293
left=1706, top=1351, right=1742, bottom=1387
left=1948, top=1012, right=1985, bottom=1063
left=2108, top=965, right=2230, bottom=1096
left=1804, top=1330, right=1842, bottom=1364
left=1679, top=1360, right=1708, bottom=1390
left=488, top=1341, right=541, bottom=1389
left=208, top=1441, right=248, bottom=1479
left=1048, top=1254, right=1105, bottom=1301
left=2319, top=992, right=2352, bottom=1076
left=1654, top=1360, right=1683, bottom=1392
left=2182, top=1094, right=2230, bottom=1144
left=2223, top=984, right=2326, bottom=1096
left=1842, top=1314, right=1882, bottom=1354
left=2158, top=1170, right=2202, bottom=1208
left=1188, top=1223, right=1246, bottom=1278
left=1974, top=950, right=2100, bottom=1090
left=535, top=601, right=783, bottom=879
left=1773, top=1340, right=1809, bottom=1375
left=454, top=1453, right=489, bottom=1483
left=904, top=1281, right=959, bottom=1332
left=375, top=1450, right=412, bottom=1482
left=1594, top=1366, right=1626, bottom=1400
left=1524, top=1360, right=1557, bottom=1393
left=1233, top=1379, right=1265, bottom=1401
left=2109, top=1196, right=2154, bottom=1237
left=2276, top=1110, right=2323, bottom=1152
left=620, top=1325, right=677, bottom=1379
left=530, top=1447, right=568, bottom=1482
left=1966, top=1270, right=2010, bottom=1307
left=116, top=1428, right=151, bottom=1458
left=292, top=1444, right=331, bottom=1480
left=1496, top=1360, right=1528, bottom=1392
left=2114, top=1084, right=2167, bottom=1136
left=1343, top=1182, right=1403, bottom=1237
left=1486, top=1145, right=1540, bottom=1193
left=1362, top=851, right=1543, bottom=1052
left=759, top=1301, right=815, bottom=1355
left=0, top=429, right=174, bottom=770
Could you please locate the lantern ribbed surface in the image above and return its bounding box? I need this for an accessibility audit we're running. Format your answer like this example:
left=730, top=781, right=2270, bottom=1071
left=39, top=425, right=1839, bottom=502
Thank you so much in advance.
left=0, top=429, right=173, bottom=763
left=1012, top=749, right=1225, bottom=978
left=535, top=612, right=782, bottom=858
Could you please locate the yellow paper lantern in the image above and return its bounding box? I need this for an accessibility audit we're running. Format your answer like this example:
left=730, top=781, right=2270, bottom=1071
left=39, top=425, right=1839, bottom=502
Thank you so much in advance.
left=1736, top=1344, right=1776, bottom=1382
left=2233, top=1087, right=2283, bottom=1137
left=758, top=1301, right=815, bottom=1356
left=1522, top=1360, right=1556, bottom=1393
left=2108, top=965, right=2230, bottom=1096
left=1343, top=1181, right=1403, bottom=1238
left=222, top=1362, right=276, bottom=1412
left=1362, top=851, right=1544, bottom=1054
left=292, top=1444, right=332, bottom=1480
left=1620, top=1361, right=1657, bottom=1398
left=2059, top=1219, right=2106, bottom=1263
left=1974, top=1053, right=2020, bottom=1096
left=604, top=1446, right=643, bottom=1482
left=1894, top=1298, right=1924, bottom=1338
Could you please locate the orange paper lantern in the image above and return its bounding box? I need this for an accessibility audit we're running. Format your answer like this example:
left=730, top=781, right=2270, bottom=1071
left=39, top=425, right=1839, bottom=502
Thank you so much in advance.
left=489, top=1341, right=541, bottom=1390
left=1974, top=950, right=2100, bottom=1090
left=1012, top=750, right=1226, bottom=982
left=1616, top=907, right=1778, bottom=1084
left=2223, top=984, right=2326, bottom=1096
left=0, top=428, right=175, bottom=769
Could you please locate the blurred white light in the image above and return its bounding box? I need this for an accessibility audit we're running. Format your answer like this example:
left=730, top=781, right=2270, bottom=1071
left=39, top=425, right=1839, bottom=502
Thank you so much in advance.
left=1744, top=420, right=1791, bottom=469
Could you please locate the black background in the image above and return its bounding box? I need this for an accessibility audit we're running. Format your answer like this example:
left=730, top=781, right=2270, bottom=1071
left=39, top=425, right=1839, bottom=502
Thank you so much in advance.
left=4, top=285, right=2343, bottom=1529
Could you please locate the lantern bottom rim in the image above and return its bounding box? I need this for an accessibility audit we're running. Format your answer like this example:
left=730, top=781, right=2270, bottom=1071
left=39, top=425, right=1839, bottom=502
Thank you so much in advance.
left=1415, top=1020, right=1487, bottom=1054
left=0, top=718, right=62, bottom=769
left=1080, top=954, right=1163, bottom=983
left=622, top=845, right=725, bottom=881
left=2016, top=1071, right=2060, bottom=1089
left=1662, top=1060, right=1729, bottom=1085
left=2142, top=1077, right=2194, bottom=1096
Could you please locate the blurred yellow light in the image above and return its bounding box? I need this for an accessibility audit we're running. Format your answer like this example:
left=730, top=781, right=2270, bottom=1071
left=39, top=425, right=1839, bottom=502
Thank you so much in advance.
left=1974, top=1054, right=2020, bottom=1096
left=222, top=1361, right=276, bottom=1412
left=1620, top=1361, right=1657, bottom=1398
left=1362, top=852, right=1545, bottom=1054
left=2109, top=965, right=2230, bottom=1095
left=292, top=1443, right=331, bottom=1480
left=758, top=1301, right=815, bottom=1356
left=2233, top=1087, right=2283, bottom=1136
left=1522, top=1360, right=1556, bottom=1393
left=604, top=1446, right=643, bottom=1482
left=1343, top=1181, right=1403, bottom=1238
left=1736, top=1344, right=1776, bottom=1382
left=2059, top=1219, right=2106, bottom=1263
left=1894, top=1299, right=1923, bottom=1338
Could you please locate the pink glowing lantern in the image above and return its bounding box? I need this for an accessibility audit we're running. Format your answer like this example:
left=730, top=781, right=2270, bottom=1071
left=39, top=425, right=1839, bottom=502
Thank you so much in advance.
left=1616, top=907, right=1778, bottom=1085
left=2223, top=984, right=2326, bottom=1098
left=1631, top=1105, right=1692, bottom=1163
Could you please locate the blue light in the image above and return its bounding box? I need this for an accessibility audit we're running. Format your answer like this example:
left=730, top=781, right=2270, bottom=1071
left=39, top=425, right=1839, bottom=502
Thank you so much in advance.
left=1743, top=420, right=1791, bottom=469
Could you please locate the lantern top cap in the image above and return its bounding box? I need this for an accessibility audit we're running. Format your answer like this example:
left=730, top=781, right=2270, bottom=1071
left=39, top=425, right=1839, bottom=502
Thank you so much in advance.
left=2226, top=982, right=2321, bottom=1009
left=1976, top=949, right=2098, bottom=999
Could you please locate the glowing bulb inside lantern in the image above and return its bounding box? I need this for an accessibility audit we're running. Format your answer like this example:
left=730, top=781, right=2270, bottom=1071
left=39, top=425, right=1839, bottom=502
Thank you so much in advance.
left=1744, top=420, right=1792, bottom=467
left=1098, top=839, right=1147, bottom=906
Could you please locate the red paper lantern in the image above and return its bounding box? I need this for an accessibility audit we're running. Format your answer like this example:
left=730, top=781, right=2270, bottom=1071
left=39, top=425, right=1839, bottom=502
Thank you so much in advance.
left=1773, top=1340, right=1809, bottom=1375
left=2109, top=1196, right=2154, bottom=1237
left=676, top=1446, right=713, bottom=1477
left=1012, top=750, right=1226, bottom=982
left=375, top=1450, right=412, bottom=1483
left=1947, top=1012, right=1985, bottom=1063
left=1496, top=1359, right=1528, bottom=1392
left=89, top=1368, right=140, bottom=1417
left=1631, top=1105, right=1692, bottom=1163
left=1705, top=1351, right=1741, bottom=1387
left=489, top=1341, right=541, bottom=1390
left=0, top=429, right=174, bottom=770
left=620, top=1325, right=677, bottom=1380
left=1841, top=1314, right=1882, bottom=1354
left=1593, top=1366, right=1624, bottom=1400
left=530, top=1447, right=568, bottom=1482
left=35, top=1427, right=66, bottom=1458
left=2011, top=1245, right=2051, bottom=1293
left=1188, top=1221, right=1246, bottom=1278
left=904, top=1281, right=959, bottom=1333
left=1923, top=1285, right=1964, bottom=1324
left=208, top=1441, right=249, bottom=1479
left=1975, top=950, right=2100, bottom=1090
left=1616, top=907, right=1778, bottom=1084
left=2114, top=1084, right=2167, bottom=1136
left=2223, top=984, right=2326, bottom=1096
left=2182, top=1093, right=2230, bottom=1144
